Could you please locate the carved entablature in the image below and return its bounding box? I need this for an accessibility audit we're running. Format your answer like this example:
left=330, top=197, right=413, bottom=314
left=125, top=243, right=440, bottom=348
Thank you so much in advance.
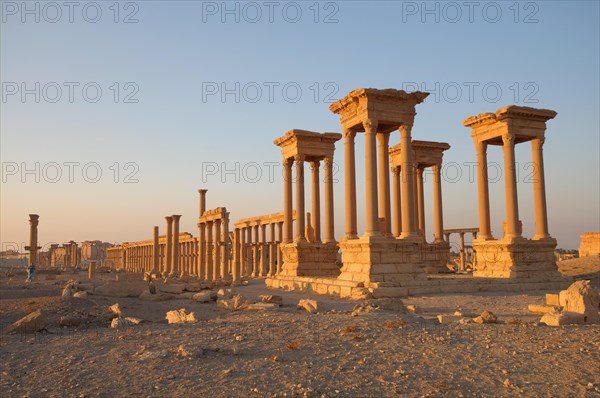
left=464, top=105, right=557, bottom=146
left=274, top=129, right=341, bottom=163
left=329, top=88, right=429, bottom=133
left=389, top=140, right=451, bottom=169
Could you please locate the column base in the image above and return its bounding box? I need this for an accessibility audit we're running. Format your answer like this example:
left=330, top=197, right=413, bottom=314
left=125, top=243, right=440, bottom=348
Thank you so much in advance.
left=279, top=240, right=340, bottom=277
left=337, top=236, right=427, bottom=286
left=472, top=236, right=560, bottom=279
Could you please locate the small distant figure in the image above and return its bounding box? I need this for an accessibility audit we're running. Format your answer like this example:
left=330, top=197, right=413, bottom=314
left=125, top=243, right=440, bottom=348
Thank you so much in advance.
left=26, top=263, right=36, bottom=283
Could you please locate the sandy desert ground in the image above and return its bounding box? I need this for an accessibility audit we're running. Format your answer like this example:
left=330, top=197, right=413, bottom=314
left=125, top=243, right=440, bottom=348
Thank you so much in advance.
left=1, top=259, right=599, bottom=398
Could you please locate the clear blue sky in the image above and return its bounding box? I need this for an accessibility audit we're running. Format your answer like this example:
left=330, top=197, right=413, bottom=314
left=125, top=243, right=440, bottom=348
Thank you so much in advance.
left=1, top=0, right=599, bottom=251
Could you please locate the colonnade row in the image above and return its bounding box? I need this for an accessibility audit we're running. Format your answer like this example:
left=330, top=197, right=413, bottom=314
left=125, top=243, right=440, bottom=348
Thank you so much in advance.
left=443, top=228, right=479, bottom=271
left=233, top=212, right=296, bottom=280
left=106, top=232, right=199, bottom=276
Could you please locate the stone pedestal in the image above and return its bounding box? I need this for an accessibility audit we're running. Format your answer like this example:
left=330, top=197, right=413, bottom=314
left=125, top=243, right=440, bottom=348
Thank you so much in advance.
left=337, top=236, right=427, bottom=287
left=420, top=241, right=451, bottom=274
left=472, top=237, right=560, bottom=279
left=279, top=241, right=339, bottom=277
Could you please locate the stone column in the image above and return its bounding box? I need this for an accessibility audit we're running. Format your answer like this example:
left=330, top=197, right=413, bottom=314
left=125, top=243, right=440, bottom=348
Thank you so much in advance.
left=153, top=226, right=159, bottom=273
left=269, top=223, right=276, bottom=276
left=399, top=125, right=418, bottom=238
left=502, top=134, right=520, bottom=239
left=392, top=167, right=402, bottom=237
left=432, top=164, right=444, bottom=242
left=205, top=221, right=213, bottom=281
left=295, top=155, right=306, bottom=242
left=459, top=232, right=465, bottom=271
left=323, top=156, right=335, bottom=243
left=232, top=228, right=241, bottom=285
left=531, top=137, right=550, bottom=239
left=246, top=226, right=253, bottom=276
left=277, top=221, right=284, bottom=273
left=165, top=216, right=173, bottom=275
left=171, top=215, right=181, bottom=277
left=363, top=119, right=380, bottom=237
left=26, top=214, right=39, bottom=266
left=239, top=226, right=246, bottom=278
left=197, top=223, right=206, bottom=279
left=213, top=219, right=221, bottom=280
left=416, top=167, right=425, bottom=239
left=475, top=141, right=492, bottom=239
left=310, top=161, right=322, bottom=243
left=252, top=224, right=260, bottom=277
left=260, top=223, right=268, bottom=276
left=343, top=129, right=358, bottom=239
left=221, top=213, right=230, bottom=279
left=283, top=158, right=294, bottom=243
left=377, top=132, right=392, bottom=236
left=198, top=189, right=207, bottom=217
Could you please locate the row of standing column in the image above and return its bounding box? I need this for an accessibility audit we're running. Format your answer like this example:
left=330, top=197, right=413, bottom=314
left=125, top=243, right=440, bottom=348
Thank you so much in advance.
left=196, top=217, right=231, bottom=282
left=391, top=163, right=445, bottom=242
left=282, top=157, right=335, bottom=243
left=344, top=122, right=420, bottom=239
left=236, top=222, right=284, bottom=279
left=475, top=136, right=549, bottom=240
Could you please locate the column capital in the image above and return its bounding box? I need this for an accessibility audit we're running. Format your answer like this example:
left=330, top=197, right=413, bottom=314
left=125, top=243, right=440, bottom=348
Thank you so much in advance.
left=165, top=216, right=174, bottom=222
left=172, top=214, right=181, bottom=221
left=399, top=124, right=413, bottom=137
left=309, top=160, right=320, bottom=170
left=323, top=156, right=333, bottom=167
left=343, top=128, right=356, bottom=140
left=294, top=154, right=305, bottom=163
left=502, top=133, right=515, bottom=147
left=198, top=189, right=208, bottom=194
left=391, top=166, right=400, bottom=176
left=283, top=157, right=294, bottom=168
left=362, top=118, right=378, bottom=134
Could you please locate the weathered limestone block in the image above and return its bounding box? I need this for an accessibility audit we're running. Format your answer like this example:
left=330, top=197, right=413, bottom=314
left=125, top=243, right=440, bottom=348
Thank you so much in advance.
left=217, top=295, right=248, bottom=311
left=579, top=232, right=600, bottom=257
left=6, top=310, right=47, bottom=334
left=528, top=304, right=559, bottom=314
left=559, top=280, right=600, bottom=323
left=192, top=291, right=217, bottom=303
left=473, top=310, right=497, bottom=324
left=165, top=308, right=197, bottom=324
left=95, top=280, right=148, bottom=297
left=438, top=314, right=463, bottom=324
left=540, top=311, right=586, bottom=326
left=156, top=281, right=186, bottom=294
left=473, top=237, right=560, bottom=279
left=259, top=295, right=283, bottom=304
left=73, top=291, right=88, bottom=298
left=280, top=241, right=339, bottom=277
left=297, top=299, right=319, bottom=314
left=546, top=293, right=560, bottom=306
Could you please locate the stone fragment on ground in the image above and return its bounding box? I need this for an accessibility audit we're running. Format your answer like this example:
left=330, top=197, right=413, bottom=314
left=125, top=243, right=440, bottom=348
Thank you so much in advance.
left=541, top=311, right=586, bottom=326
left=474, top=310, right=497, bottom=324
left=259, top=294, right=283, bottom=304
left=6, top=309, right=47, bottom=334
left=558, top=280, right=599, bottom=323
left=166, top=308, right=197, bottom=324
left=528, top=304, right=559, bottom=314
left=192, top=291, right=217, bottom=303
left=297, top=299, right=319, bottom=314
left=217, top=295, right=248, bottom=311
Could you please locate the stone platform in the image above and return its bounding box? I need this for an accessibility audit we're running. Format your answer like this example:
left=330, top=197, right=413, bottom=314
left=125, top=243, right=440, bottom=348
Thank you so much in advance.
left=266, top=273, right=573, bottom=299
